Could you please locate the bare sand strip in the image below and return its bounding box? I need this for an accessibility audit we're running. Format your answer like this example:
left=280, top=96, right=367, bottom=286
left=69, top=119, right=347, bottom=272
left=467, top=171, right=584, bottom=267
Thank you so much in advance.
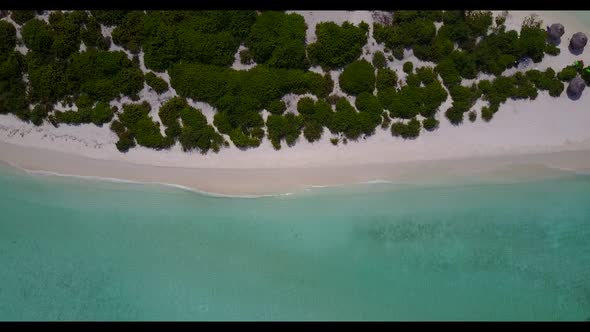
left=2, top=140, right=590, bottom=196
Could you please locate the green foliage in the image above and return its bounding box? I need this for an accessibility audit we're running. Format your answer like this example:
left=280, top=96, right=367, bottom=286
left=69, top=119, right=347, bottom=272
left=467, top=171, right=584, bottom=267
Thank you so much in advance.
left=0, top=51, right=28, bottom=117
left=376, top=68, right=398, bottom=91
left=81, top=16, right=110, bottom=51
left=179, top=105, right=225, bottom=153
left=355, top=92, right=382, bottom=115
left=481, top=106, right=494, bottom=122
left=158, top=97, right=185, bottom=139
left=297, top=98, right=332, bottom=142
left=445, top=84, right=480, bottom=125
left=267, top=99, right=287, bottom=115
left=91, top=10, right=130, bottom=26
left=0, top=21, right=17, bottom=56
left=403, top=61, right=413, bottom=74
left=327, top=98, right=379, bottom=140
left=266, top=113, right=304, bottom=149
left=111, top=11, right=145, bottom=54
left=240, top=49, right=253, bottom=65
left=422, top=117, right=439, bottom=131
left=53, top=101, right=114, bottom=126
left=22, top=19, right=54, bottom=56
left=339, top=60, right=375, bottom=95
left=66, top=50, right=145, bottom=102
left=557, top=65, right=578, bottom=82
left=330, top=137, right=339, bottom=145
left=246, top=11, right=308, bottom=69
left=10, top=11, right=36, bottom=25
left=145, top=72, right=169, bottom=94
left=525, top=68, right=564, bottom=97
left=391, top=118, right=421, bottom=139
left=308, top=21, right=368, bottom=70
left=118, top=102, right=173, bottom=149
left=382, top=74, right=447, bottom=120
left=169, top=62, right=332, bottom=148
left=468, top=110, right=477, bottom=122
left=372, top=51, right=387, bottom=69
left=545, top=43, right=560, bottom=56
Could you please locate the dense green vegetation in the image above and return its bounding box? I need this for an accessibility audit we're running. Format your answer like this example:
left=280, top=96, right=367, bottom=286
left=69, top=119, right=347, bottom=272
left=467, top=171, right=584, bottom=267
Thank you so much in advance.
left=0, top=20, right=28, bottom=120
left=52, top=102, right=115, bottom=126
left=170, top=62, right=332, bottom=148
left=245, top=11, right=308, bottom=69
left=391, top=118, right=421, bottom=139
left=0, top=10, right=584, bottom=154
left=116, top=102, right=173, bottom=150
left=145, top=72, right=169, bottom=94
left=308, top=21, right=368, bottom=70
left=339, top=60, right=375, bottom=95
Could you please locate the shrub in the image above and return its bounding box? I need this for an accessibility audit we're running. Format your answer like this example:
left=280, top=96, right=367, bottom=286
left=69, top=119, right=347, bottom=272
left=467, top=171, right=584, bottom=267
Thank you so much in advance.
left=376, top=68, right=398, bottom=91
left=10, top=11, right=36, bottom=25
left=330, top=137, right=339, bottom=145
left=481, top=106, right=494, bottom=122
left=266, top=113, right=304, bottom=149
left=246, top=11, right=308, bottom=69
left=468, top=110, right=477, bottom=122
left=422, top=117, right=439, bottom=131
left=179, top=106, right=225, bottom=153
left=240, top=49, right=254, bottom=65
left=339, top=60, right=376, bottom=95
left=145, top=72, right=169, bottom=94
left=267, top=99, right=287, bottom=115
left=403, top=61, right=414, bottom=74
left=557, top=66, right=578, bottom=82
left=391, top=118, right=421, bottom=139
left=372, top=51, right=387, bottom=69
left=0, top=21, right=17, bottom=55
left=308, top=21, right=368, bottom=70
left=118, top=102, right=173, bottom=149
left=91, top=101, right=115, bottom=126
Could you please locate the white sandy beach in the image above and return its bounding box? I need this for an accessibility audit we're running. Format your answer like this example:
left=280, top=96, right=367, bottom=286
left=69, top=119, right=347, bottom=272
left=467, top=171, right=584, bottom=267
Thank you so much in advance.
left=2, top=10, right=590, bottom=195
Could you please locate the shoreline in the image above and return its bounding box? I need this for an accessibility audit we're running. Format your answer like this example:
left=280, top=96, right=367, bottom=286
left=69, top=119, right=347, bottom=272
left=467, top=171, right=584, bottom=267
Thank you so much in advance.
left=2, top=140, right=590, bottom=196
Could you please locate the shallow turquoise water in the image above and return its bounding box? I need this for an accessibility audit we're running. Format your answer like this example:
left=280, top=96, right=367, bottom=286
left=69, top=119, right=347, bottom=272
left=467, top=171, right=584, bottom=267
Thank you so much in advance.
left=0, top=165, right=589, bottom=321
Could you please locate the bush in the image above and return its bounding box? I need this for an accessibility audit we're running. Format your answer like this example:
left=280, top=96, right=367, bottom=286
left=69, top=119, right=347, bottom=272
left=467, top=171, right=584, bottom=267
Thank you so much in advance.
left=246, top=11, right=308, bottom=69
left=145, top=72, right=169, bottom=94
left=468, top=110, right=477, bottom=122
left=266, top=112, right=304, bottom=149
left=422, top=117, right=439, bottom=131
left=355, top=92, right=382, bottom=115
left=91, top=102, right=115, bottom=126
left=376, top=68, right=398, bottom=91
left=240, top=49, right=254, bottom=65
left=10, top=11, right=36, bottom=25
left=557, top=66, right=578, bottom=82
left=372, top=51, right=387, bottom=69
left=115, top=131, right=136, bottom=152
left=330, top=137, right=339, bottom=145
left=391, top=118, right=421, bottom=139
left=118, top=102, right=173, bottom=149
left=339, top=60, right=376, bottom=95
left=403, top=61, right=414, bottom=74
left=481, top=106, right=494, bottom=122
left=308, top=21, right=368, bottom=70
left=0, top=21, right=17, bottom=55
left=545, top=43, right=560, bottom=56
left=179, top=105, right=225, bottom=153
left=267, top=99, right=287, bottom=115
left=91, top=10, right=130, bottom=26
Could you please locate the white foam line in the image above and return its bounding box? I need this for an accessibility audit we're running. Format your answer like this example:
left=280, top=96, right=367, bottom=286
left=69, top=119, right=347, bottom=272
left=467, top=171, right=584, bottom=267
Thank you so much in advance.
left=7, top=164, right=296, bottom=199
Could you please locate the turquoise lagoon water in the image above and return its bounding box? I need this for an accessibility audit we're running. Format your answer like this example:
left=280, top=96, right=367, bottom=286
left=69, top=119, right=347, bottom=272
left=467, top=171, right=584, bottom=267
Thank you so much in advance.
left=0, top=165, right=589, bottom=321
